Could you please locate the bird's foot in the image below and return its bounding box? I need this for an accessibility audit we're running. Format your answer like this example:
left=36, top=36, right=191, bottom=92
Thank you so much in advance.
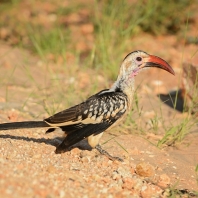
left=95, top=145, right=123, bottom=162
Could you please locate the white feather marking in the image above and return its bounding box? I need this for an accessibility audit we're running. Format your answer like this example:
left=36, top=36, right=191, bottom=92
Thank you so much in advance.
left=120, top=104, right=124, bottom=110
left=91, top=115, right=96, bottom=121
left=88, top=113, right=92, bottom=118
left=111, top=108, right=119, bottom=117
left=103, top=109, right=107, bottom=113
left=84, top=109, right=88, bottom=114
left=96, top=116, right=103, bottom=122
left=45, top=117, right=101, bottom=127
left=78, top=115, right=82, bottom=120
left=111, top=111, right=116, bottom=117
left=106, top=111, right=111, bottom=118
left=120, top=108, right=126, bottom=113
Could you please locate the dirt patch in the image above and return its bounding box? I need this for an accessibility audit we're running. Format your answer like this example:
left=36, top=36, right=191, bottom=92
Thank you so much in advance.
left=0, top=130, right=197, bottom=198
left=0, top=43, right=198, bottom=197
left=0, top=1, right=198, bottom=197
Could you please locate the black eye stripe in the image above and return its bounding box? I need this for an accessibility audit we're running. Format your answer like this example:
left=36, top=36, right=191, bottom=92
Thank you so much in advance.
left=136, top=57, right=142, bottom=61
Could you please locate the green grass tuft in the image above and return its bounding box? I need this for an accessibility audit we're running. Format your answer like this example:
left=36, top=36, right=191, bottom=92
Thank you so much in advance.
left=157, top=116, right=195, bottom=148
left=28, top=26, right=71, bottom=58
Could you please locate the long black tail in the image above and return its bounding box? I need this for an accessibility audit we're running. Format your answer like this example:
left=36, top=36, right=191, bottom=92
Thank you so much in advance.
left=0, top=121, right=50, bottom=130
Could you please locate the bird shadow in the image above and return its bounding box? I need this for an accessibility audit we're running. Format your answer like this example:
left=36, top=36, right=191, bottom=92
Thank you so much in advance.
left=0, top=134, right=92, bottom=152
left=0, top=134, right=50, bottom=144
left=157, top=89, right=184, bottom=112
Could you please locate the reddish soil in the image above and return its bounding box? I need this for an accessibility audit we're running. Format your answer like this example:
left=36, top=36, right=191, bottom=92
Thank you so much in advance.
left=0, top=41, right=197, bottom=197
left=0, top=1, right=198, bottom=197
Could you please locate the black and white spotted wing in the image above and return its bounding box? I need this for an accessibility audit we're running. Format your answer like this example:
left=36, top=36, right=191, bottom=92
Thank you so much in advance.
left=44, top=90, right=128, bottom=151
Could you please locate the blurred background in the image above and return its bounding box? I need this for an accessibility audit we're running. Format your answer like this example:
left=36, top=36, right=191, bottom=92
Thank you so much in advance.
left=0, top=0, right=197, bottom=143
left=0, top=1, right=198, bottom=194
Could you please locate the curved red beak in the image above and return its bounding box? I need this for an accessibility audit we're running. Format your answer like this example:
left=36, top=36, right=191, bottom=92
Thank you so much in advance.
left=144, top=55, right=175, bottom=75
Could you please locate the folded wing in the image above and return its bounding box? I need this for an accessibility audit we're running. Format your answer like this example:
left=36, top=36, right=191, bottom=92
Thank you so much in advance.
left=44, top=90, right=128, bottom=151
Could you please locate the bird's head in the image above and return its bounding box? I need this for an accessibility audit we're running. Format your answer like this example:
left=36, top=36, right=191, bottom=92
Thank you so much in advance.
left=119, top=50, right=175, bottom=79
left=111, top=50, right=175, bottom=94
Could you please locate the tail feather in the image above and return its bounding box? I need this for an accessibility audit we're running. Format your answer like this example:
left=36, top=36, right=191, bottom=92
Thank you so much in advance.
left=0, top=121, right=50, bottom=130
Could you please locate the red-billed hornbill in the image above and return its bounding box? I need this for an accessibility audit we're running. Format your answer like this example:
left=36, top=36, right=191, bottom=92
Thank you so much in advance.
left=0, top=50, right=175, bottom=161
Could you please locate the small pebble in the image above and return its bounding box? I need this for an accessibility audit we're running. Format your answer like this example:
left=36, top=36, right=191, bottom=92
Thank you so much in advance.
left=136, top=162, right=155, bottom=177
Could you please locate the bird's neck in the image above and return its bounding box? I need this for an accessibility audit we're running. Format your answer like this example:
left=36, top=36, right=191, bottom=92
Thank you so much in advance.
left=110, top=75, right=135, bottom=106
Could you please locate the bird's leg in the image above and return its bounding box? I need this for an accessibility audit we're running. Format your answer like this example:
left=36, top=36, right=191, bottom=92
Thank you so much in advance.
left=95, top=145, right=123, bottom=162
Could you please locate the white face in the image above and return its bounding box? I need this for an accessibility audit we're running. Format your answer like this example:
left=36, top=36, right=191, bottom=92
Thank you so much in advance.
left=112, top=50, right=174, bottom=92
left=119, top=51, right=149, bottom=78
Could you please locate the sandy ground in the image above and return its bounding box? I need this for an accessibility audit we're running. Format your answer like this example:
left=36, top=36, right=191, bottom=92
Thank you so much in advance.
left=0, top=1, right=198, bottom=196
left=0, top=129, right=197, bottom=198
left=0, top=42, right=197, bottom=197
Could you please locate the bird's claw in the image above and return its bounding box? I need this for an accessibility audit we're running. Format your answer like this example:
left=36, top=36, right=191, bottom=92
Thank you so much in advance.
left=95, top=144, right=123, bottom=162
left=111, top=156, right=124, bottom=162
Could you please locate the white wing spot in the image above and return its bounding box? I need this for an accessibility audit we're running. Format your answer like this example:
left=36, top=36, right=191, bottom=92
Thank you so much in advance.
left=91, top=115, right=96, bottom=121
left=120, top=108, right=126, bottom=113
left=103, top=108, right=107, bottom=113
left=111, top=111, right=116, bottom=117
left=88, top=113, right=92, bottom=118
left=84, top=109, right=88, bottom=114
left=120, top=104, right=124, bottom=110
left=106, top=111, right=111, bottom=118
left=111, top=108, right=119, bottom=117
left=96, top=116, right=103, bottom=122
left=78, top=116, right=82, bottom=120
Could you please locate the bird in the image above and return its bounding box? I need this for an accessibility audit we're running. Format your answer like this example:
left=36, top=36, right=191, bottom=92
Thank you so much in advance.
left=0, top=50, right=175, bottom=161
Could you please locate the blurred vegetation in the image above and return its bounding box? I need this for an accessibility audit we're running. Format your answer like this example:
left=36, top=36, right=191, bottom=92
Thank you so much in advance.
left=29, top=27, right=71, bottom=58
left=136, top=0, right=193, bottom=34
left=0, top=0, right=197, bottom=144
left=0, top=0, right=195, bottom=77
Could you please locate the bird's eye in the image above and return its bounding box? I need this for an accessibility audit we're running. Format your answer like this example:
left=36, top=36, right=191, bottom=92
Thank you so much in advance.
left=136, top=57, right=142, bottom=62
